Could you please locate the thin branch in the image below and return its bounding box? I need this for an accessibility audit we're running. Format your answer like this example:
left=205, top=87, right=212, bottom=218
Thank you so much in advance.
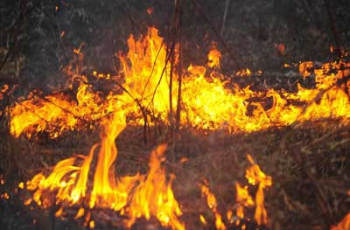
left=323, top=0, right=343, bottom=58
left=302, top=0, right=317, bottom=30
left=175, top=0, right=183, bottom=130
left=221, top=0, right=230, bottom=37
left=0, top=0, right=29, bottom=73
left=189, top=0, right=241, bottom=70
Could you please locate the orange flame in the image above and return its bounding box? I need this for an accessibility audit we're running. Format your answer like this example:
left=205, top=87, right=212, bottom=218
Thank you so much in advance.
left=245, top=154, right=272, bottom=226
left=200, top=154, right=272, bottom=228
left=200, top=182, right=226, bottom=230
left=6, top=26, right=350, bottom=229
left=330, top=212, right=350, bottom=230
left=235, top=182, right=254, bottom=219
left=9, top=27, right=350, bottom=139
left=126, top=144, right=184, bottom=230
left=207, top=48, right=222, bottom=69
left=25, top=112, right=184, bottom=229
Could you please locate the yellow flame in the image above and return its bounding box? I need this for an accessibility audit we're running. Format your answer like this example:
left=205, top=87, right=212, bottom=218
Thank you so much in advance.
left=245, top=154, right=272, bottom=226
left=200, top=183, right=226, bottom=230
left=9, top=26, right=350, bottom=139
left=6, top=26, right=350, bottom=229
left=126, top=144, right=184, bottom=230
left=235, top=182, right=254, bottom=219
left=24, top=113, right=184, bottom=229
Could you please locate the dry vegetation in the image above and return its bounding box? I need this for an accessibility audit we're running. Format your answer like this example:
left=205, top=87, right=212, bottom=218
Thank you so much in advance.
left=1, top=0, right=350, bottom=230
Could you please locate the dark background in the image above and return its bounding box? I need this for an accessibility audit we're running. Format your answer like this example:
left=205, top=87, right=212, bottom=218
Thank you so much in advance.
left=1, top=0, right=349, bottom=90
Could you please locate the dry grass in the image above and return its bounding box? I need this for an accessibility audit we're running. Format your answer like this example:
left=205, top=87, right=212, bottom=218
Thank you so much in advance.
left=1, top=117, right=349, bottom=229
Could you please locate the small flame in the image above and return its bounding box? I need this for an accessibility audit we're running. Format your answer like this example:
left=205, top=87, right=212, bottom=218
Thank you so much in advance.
left=207, top=48, right=222, bottom=69
left=146, top=7, right=153, bottom=15
left=330, top=212, right=350, bottom=230
left=89, top=220, right=95, bottom=229
left=199, top=214, right=207, bottom=225
left=245, top=155, right=272, bottom=226
left=274, top=43, right=286, bottom=55
left=200, top=182, right=226, bottom=230
left=235, top=182, right=254, bottom=219
left=236, top=68, right=252, bottom=77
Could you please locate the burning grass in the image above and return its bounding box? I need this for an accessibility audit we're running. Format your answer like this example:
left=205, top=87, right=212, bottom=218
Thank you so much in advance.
left=0, top=26, right=349, bottom=229
left=0, top=123, right=349, bottom=229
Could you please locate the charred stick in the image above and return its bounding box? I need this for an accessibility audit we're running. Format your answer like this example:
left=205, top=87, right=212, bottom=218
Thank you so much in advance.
left=302, top=0, right=317, bottom=30
left=142, top=40, right=166, bottom=100
left=168, top=41, right=174, bottom=127
left=175, top=0, right=183, bottom=130
left=323, top=0, right=343, bottom=58
left=115, top=2, right=144, bottom=34
left=111, top=80, right=149, bottom=145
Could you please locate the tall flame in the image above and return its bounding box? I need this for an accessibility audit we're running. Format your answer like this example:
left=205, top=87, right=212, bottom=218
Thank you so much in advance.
left=245, top=154, right=272, bottom=226
left=200, top=182, right=226, bottom=230
left=126, top=144, right=184, bottom=230
left=25, top=112, right=184, bottom=229
left=235, top=182, right=254, bottom=220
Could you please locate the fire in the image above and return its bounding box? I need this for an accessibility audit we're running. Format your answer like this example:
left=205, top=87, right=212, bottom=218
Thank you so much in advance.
left=245, top=154, right=272, bottom=226
left=331, top=212, right=350, bottom=230
left=24, top=112, right=184, bottom=229
left=8, top=27, right=350, bottom=139
left=235, top=182, right=254, bottom=220
left=4, top=26, right=349, bottom=229
left=9, top=82, right=110, bottom=138
left=126, top=144, right=184, bottom=230
left=207, top=47, right=222, bottom=69
left=200, top=155, right=272, bottom=229
left=118, top=27, right=175, bottom=123
left=200, top=182, right=226, bottom=230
